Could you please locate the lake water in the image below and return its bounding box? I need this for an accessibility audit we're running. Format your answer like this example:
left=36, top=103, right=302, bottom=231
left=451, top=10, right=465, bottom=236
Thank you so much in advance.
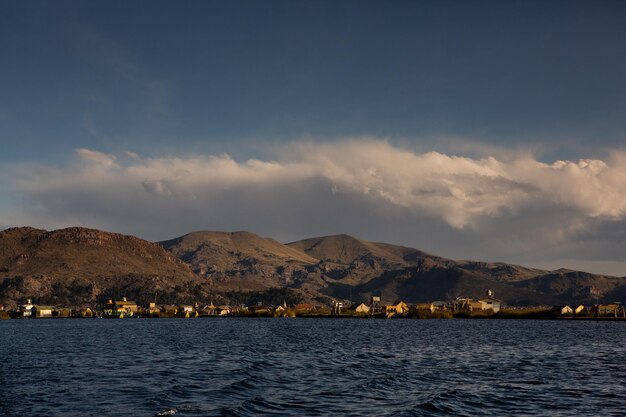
left=0, top=318, right=624, bottom=416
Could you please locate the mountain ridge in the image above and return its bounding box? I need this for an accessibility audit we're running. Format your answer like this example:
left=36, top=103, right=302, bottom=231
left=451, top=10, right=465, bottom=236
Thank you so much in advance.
left=1, top=226, right=624, bottom=308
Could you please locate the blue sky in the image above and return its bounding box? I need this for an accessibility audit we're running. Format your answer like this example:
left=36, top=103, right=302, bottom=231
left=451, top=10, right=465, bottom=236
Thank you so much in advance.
left=1, top=1, right=626, bottom=274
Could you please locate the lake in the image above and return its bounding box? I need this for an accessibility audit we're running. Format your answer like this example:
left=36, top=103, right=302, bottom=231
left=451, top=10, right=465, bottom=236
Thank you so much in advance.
left=0, top=318, right=624, bottom=416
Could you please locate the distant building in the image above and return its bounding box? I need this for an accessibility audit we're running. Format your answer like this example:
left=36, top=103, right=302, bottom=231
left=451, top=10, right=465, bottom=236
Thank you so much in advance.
left=477, top=297, right=501, bottom=313
left=294, top=303, right=315, bottom=313
left=551, top=305, right=574, bottom=315
left=249, top=305, right=273, bottom=315
left=350, top=303, right=370, bottom=314
left=414, top=302, right=437, bottom=312
left=476, top=290, right=502, bottom=313
left=159, top=305, right=179, bottom=317
left=114, top=297, right=138, bottom=314
left=103, top=297, right=139, bottom=318
left=573, top=305, right=586, bottom=315
left=452, top=291, right=501, bottom=313
left=148, top=302, right=160, bottom=315
left=386, top=301, right=409, bottom=315
left=177, top=305, right=197, bottom=318
left=592, top=304, right=625, bottom=318
left=200, top=303, right=218, bottom=316
left=19, top=299, right=34, bottom=317
left=32, top=306, right=54, bottom=318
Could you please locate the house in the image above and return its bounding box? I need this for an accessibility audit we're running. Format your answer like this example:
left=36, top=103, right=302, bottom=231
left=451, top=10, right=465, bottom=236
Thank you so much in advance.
left=414, top=303, right=436, bottom=312
left=55, top=308, right=72, bottom=318
left=592, top=304, right=625, bottom=318
left=148, top=302, right=160, bottom=315
left=114, top=297, right=138, bottom=314
left=477, top=297, right=502, bottom=313
left=573, top=305, right=586, bottom=315
left=551, top=305, right=574, bottom=315
left=474, top=290, right=502, bottom=313
left=102, top=297, right=138, bottom=317
left=386, top=301, right=409, bottom=315
left=248, top=305, right=273, bottom=315
left=179, top=305, right=194, bottom=313
left=350, top=303, right=370, bottom=314
left=177, top=305, right=197, bottom=318
left=451, top=291, right=501, bottom=313
left=294, top=303, right=315, bottom=313
left=19, top=299, right=35, bottom=317
left=32, top=305, right=54, bottom=318
left=159, top=305, right=179, bottom=317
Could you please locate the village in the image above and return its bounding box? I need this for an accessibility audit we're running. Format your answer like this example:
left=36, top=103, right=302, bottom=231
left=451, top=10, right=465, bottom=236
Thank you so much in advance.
left=1, top=290, right=625, bottom=320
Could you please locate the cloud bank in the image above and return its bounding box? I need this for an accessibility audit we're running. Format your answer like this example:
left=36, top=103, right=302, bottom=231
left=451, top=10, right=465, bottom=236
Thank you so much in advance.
left=3, top=140, right=626, bottom=275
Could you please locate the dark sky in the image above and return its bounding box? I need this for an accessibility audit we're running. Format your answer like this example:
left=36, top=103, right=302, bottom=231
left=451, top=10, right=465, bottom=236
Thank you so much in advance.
left=1, top=0, right=625, bottom=162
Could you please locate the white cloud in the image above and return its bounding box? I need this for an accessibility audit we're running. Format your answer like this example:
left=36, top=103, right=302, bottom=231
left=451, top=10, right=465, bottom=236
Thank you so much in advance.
left=2, top=140, right=626, bottom=275
left=76, top=148, right=117, bottom=166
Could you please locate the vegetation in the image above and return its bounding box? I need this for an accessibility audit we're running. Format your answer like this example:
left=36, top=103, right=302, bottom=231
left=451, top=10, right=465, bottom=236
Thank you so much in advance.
left=409, top=309, right=454, bottom=319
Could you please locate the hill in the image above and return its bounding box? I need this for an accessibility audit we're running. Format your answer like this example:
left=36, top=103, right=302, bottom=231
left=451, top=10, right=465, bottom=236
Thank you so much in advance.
left=160, top=231, right=318, bottom=291
left=0, top=227, right=205, bottom=307
left=162, top=231, right=625, bottom=306
left=1, top=227, right=624, bottom=308
left=287, top=235, right=624, bottom=305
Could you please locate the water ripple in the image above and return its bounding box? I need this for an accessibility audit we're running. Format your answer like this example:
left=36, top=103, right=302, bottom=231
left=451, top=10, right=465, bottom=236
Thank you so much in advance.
left=0, top=319, right=624, bottom=416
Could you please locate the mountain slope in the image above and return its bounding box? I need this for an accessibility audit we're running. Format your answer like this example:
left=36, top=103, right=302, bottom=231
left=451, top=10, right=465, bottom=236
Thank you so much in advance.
left=0, top=227, right=203, bottom=307
left=287, top=234, right=624, bottom=305
left=160, top=231, right=318, bottom=291
left=1, top=227, right=624, bottom=308
left=511, top=269, right=625, bottom=302
left=287, top=234, right=444, bottom=267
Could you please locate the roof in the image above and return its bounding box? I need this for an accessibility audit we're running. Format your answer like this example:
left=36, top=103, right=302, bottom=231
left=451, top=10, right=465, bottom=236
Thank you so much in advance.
left=115, top=300, right=137, bottom=306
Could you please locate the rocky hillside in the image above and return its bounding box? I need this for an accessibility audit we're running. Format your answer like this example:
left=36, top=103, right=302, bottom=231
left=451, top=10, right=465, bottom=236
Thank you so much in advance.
left=164, top=231, right=626, bottom=306
left=160, top=231, right=318, bottom=291
left=285, top=235, right=569, bottom=305
left=1, top=227, right=624, bottom=308
left=0, top=227, right=206, bottom=307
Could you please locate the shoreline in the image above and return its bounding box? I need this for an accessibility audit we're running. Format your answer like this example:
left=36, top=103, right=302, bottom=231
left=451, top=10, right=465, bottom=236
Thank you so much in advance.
left=2, top=314, right=624, bottom=321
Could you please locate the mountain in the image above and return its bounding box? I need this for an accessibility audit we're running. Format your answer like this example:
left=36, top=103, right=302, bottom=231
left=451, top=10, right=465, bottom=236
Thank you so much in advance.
left=289, top=235, right=624, bottom=305
left=511, top=269, right=625, bottom=302
left=1, top=227, right=624, bottom=308
left=160, top=231, right=318, bottom=291
left=0, top=227, right=205, bottom=307
left=164, top=231, right=625, bottom=305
